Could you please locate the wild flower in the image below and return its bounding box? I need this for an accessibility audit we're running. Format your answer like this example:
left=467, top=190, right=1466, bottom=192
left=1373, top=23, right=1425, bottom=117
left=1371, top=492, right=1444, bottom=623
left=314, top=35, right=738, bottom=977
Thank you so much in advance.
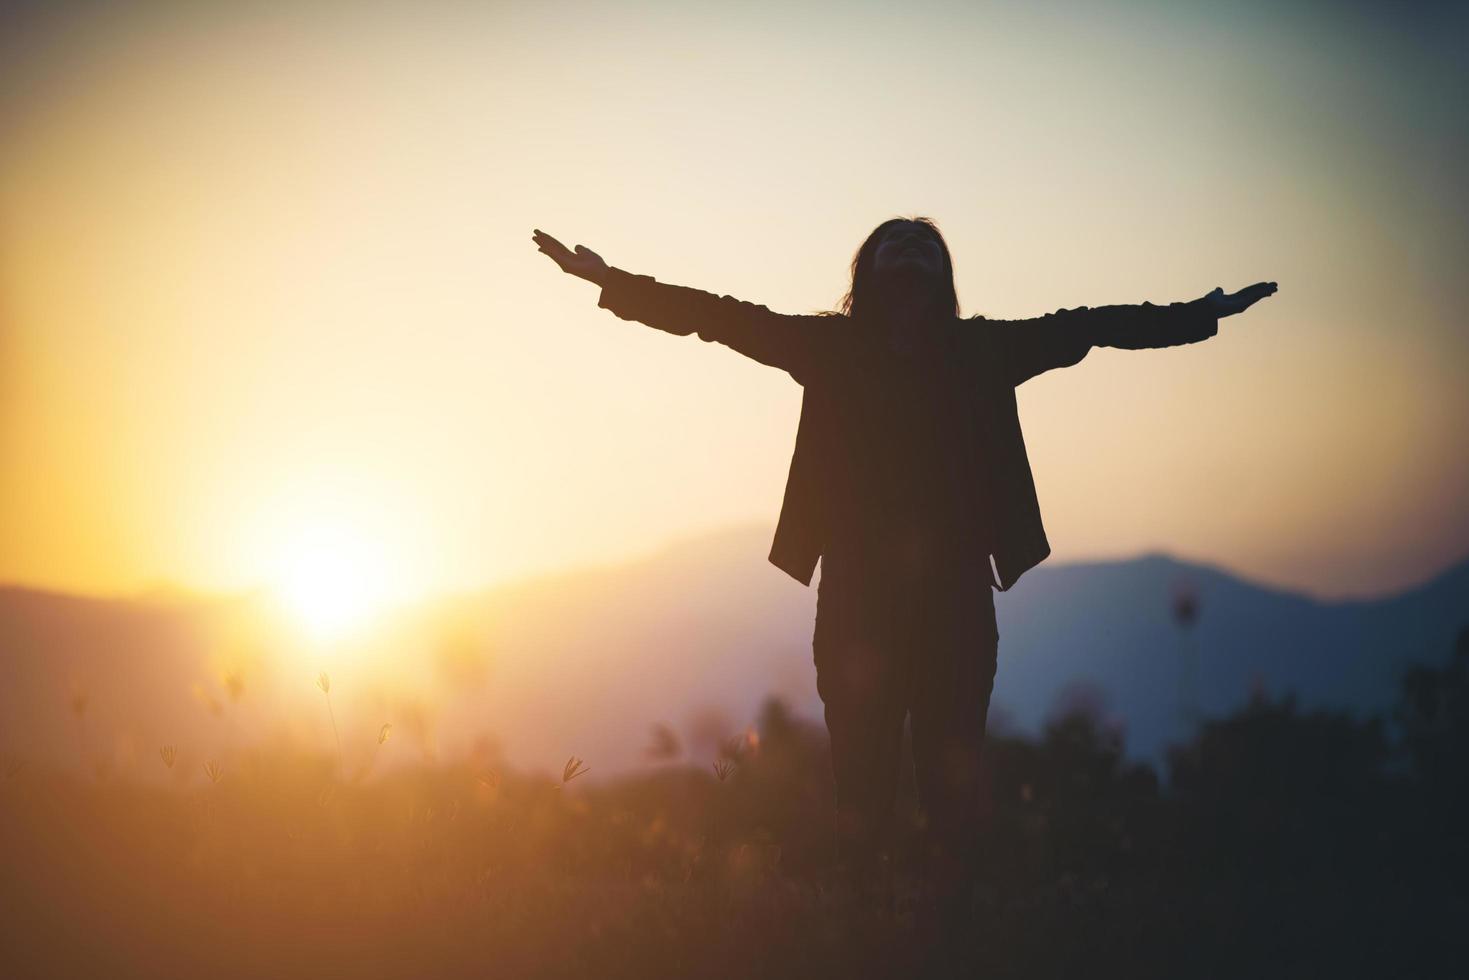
left=356, top=723, right=394, bottom=783
left=709, top=750, right=740, bottom=848
left=1171, top=580, right=1204, bottom=725
left=203, top=761, right=223, bottom=784
left=562, top=756, right=589, bottom=785
left=713, top=733, right=746, bottom=782
left=159, top=745, right=177, bottom=769
left=315, top=672, right=343, bottom=778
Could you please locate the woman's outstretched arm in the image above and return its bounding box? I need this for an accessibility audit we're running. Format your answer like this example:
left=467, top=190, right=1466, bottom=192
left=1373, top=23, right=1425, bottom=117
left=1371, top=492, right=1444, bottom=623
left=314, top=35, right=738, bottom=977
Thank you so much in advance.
left=989, top=281, right=1278, bottom=386
left=532, top=229, right=828, bottom=384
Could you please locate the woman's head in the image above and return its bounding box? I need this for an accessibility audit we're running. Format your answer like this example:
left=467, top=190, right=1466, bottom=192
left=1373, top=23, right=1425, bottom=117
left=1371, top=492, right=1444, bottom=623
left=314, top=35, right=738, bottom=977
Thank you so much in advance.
left=832, top=216, right=960, bottom=324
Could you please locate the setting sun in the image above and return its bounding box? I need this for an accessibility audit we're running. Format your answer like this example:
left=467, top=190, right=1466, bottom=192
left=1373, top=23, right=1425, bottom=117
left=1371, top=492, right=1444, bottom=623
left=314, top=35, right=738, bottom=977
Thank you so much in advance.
left=272, top=527, right=396, bottom=641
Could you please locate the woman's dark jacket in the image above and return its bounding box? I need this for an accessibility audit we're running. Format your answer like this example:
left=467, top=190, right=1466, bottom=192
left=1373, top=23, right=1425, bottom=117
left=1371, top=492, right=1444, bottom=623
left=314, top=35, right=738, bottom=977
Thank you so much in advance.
left=596, top=268, right=1218, bottom=591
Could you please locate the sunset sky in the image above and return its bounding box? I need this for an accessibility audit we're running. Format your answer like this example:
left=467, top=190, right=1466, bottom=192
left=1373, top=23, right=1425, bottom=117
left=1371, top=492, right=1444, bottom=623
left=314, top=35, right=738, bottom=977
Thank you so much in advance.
left=2, top=0, right=1466, bottom=608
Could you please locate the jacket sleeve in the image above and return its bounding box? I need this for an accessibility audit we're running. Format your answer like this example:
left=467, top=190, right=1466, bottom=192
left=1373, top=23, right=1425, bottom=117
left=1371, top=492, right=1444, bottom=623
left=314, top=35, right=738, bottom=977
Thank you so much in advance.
left=596, top=266, right=828, bottom=384
left=991, top=297, right=1219, bottom=386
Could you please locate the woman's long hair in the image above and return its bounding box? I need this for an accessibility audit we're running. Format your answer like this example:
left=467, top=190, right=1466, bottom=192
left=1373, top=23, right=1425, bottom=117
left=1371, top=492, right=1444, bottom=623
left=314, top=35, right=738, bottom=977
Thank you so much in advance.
left=821, top=215, right=962, bottom=323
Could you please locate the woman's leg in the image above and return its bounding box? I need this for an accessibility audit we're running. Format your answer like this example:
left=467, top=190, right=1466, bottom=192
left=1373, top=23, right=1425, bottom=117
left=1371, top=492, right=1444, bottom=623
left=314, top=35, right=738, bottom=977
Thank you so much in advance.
left=908, top=569, right=999, bottom=947
left=813, top=556, right=908, bottom=906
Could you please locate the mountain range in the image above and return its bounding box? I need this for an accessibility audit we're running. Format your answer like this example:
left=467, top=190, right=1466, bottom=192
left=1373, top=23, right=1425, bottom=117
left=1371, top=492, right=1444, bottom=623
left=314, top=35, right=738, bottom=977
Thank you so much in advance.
left=2, top=525, right=1465, bottom=778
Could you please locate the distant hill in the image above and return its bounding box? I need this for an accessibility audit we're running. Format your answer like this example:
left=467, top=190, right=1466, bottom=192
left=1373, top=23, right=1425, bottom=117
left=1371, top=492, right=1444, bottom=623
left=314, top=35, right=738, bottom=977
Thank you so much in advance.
left=2, top=527, right=1465, bottom=777
left=992, top=549, right=1469, bottom=764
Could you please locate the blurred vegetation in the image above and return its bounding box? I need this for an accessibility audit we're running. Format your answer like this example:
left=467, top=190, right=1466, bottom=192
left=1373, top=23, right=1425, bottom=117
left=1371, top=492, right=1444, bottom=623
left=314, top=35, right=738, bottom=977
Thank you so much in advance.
left=3, top=630, right=1467, bottom=979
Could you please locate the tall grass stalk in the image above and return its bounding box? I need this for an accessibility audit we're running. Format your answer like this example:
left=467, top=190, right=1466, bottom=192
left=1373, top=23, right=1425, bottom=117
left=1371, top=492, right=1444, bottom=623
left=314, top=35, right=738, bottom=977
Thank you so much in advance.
left=317, top=672, right=344, bottom=779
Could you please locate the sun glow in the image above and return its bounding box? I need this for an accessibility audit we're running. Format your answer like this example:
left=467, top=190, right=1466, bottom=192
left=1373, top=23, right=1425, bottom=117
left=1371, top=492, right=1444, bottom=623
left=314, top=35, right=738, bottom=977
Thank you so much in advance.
left=272, top=527, right=398, bottom=641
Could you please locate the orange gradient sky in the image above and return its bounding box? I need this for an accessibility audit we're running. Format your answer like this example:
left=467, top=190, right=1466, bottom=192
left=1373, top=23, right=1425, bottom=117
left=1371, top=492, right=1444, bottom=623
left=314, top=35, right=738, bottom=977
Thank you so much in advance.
left=2, top=0, right=1466, bottom=604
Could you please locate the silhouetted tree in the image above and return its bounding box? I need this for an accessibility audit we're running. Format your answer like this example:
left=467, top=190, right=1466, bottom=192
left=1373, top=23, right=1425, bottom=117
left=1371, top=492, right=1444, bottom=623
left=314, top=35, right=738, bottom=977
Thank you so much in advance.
left=1167, top=688, right=1390, bottom=875
left=1395, top=625, right=1469, bottom=872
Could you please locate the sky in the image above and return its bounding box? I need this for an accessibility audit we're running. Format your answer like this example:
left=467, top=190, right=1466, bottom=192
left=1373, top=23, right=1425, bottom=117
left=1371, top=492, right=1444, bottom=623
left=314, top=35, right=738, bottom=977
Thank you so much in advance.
left=2, top=0, right=1466, bottom=608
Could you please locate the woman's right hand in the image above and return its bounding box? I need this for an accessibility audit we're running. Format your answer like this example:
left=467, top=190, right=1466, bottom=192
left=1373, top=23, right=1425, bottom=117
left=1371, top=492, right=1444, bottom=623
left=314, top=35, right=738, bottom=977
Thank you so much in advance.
left=532, top=229, right=610, bottom=287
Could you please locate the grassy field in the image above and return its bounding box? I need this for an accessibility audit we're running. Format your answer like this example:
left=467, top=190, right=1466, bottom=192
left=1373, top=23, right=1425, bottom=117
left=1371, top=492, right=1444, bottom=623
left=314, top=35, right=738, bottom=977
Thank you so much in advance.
left=4, top=633, right=1468, bottom=978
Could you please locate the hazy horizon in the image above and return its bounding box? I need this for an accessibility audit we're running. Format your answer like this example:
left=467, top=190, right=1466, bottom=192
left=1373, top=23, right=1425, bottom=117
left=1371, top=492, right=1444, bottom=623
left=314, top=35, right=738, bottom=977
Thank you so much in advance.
left=5, top=519, right=1467, bottom=609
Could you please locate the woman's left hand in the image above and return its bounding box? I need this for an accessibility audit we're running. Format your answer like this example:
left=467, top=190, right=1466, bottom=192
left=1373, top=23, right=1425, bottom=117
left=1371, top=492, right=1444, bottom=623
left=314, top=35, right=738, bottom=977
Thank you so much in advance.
left=1200, top=281, right=1278, bottom=317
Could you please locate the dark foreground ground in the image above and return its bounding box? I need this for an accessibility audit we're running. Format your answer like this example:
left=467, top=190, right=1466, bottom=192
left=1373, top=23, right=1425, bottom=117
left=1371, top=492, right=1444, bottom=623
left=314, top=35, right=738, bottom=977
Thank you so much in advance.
left=4, top=631, right=1468, bottom=978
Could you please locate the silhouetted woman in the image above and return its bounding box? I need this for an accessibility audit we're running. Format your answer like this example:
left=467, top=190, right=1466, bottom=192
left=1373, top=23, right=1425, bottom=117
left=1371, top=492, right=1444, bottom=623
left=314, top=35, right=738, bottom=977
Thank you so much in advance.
left=532, top=219, right=1276, bottom=958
